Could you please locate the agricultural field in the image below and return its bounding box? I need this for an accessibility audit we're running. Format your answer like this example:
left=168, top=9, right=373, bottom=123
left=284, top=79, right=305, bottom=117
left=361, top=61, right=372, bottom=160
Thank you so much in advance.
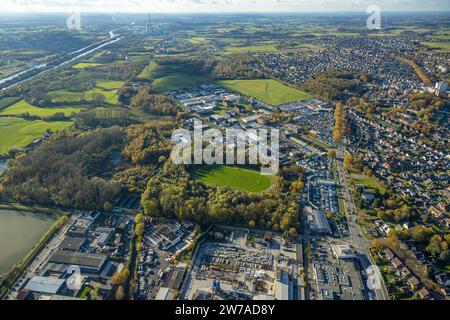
left=420, top=41, right=450, bottom=53
left=0, top=100, right=86, bottom=117
left=191, top=165, right=275, bottom=193
left=225, top=44, right=279, bottom=53
left=217, top=79, right=311, bottom=106
left=95, top=80, right=124, bottom=90
left=72, top=62, right=104, bottom=69
left=350, top=173, right=387, bottom=195
left=49, top=88, right=119, bottom=104
left=0, top=117, right=72, bottom=154
left=188, top=37, right=208, bottom=44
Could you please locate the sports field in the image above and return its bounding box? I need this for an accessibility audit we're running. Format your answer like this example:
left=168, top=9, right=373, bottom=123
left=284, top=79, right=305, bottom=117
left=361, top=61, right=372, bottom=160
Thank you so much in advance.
left=191, top=165, right=275, bottom=193
left=217, top=79, right=311, bottom=106
left=0, top=117, right=72, bottom=154
left=0, top=100, right=85, bottom=117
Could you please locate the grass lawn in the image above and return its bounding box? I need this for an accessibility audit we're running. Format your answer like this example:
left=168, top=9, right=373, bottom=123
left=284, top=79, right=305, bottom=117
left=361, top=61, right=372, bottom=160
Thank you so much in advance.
left=225, top=44, right=279, bottom=54
left=350, top=174, right=387, bottom=195
left=420, top=41, right=450, bottom=53
left=0, top=117, right=72, bottom=154
left=0, top=99, right=85, bottom=117
left=217, top=79, right=311, bottom=106
left=191, top=165, right=275, bottom=193
left=72, top=62, right=104, bottom=69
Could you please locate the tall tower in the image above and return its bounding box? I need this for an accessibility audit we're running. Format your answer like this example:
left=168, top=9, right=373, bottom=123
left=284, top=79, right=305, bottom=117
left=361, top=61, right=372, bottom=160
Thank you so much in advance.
left=145, top=13, right=151, bottom=34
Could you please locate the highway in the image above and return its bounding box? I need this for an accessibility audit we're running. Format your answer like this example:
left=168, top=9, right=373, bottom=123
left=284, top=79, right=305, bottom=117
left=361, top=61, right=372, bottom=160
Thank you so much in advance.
left=0, top=31, right=122, bottom=92
left=336, top=148, right=389, bottom=300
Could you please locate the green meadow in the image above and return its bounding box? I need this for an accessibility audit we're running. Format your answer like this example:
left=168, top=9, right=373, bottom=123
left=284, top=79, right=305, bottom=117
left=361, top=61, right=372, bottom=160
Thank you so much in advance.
left=217, top=79, right=311, bottom=106
left=0, top=100, right=85, bottom=117
left=225, top=44, right=279, bottom=53
left=420, top=41, right=450, bottom=53
left=0, top=117, right=72, bottom=154
left=191, top=165, right=275, bottom=193
left=95, top=80, right=124, bottom=90
left=49, top=88, right=119, bottom=104
left=139, top=61, right=203, bottom=90
left=72, top=62, right=104, bottom=69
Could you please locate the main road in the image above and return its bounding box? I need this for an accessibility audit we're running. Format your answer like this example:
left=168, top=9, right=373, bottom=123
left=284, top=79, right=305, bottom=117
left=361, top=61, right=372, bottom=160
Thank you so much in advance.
left=336, top=147, right=389, bottom=300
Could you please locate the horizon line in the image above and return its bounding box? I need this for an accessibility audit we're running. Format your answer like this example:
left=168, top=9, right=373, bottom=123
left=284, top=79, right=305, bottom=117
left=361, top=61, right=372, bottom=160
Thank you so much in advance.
left=1, top=10, right=450, bottom=14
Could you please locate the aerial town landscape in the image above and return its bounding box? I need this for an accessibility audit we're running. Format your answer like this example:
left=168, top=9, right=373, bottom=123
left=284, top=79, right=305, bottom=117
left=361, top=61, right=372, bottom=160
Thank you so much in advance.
left=0, top=0, right=449, bottom=306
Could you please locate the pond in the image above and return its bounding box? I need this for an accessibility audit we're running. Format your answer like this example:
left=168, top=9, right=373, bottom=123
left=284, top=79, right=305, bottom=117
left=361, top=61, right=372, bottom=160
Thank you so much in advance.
left=0, top=209, right=55, bottom=275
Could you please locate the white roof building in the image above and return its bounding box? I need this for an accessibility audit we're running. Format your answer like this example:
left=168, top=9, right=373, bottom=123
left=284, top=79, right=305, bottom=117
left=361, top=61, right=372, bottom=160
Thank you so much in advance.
left=25, top=276, right=65, bottom=295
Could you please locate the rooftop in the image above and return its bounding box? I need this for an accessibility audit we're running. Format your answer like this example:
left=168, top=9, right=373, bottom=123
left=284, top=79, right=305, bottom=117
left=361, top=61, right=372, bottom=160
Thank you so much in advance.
left=25, top=276, right=65, bottom=295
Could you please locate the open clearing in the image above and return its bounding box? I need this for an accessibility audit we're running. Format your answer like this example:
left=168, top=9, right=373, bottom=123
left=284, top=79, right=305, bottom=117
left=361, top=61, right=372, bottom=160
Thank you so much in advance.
left=0, top=99, right=85, bottom=117
left=218, top=79, right=311, bottom=106
left=191, top=165, right=275, bottom=193
left=0, top=117, right=72, bottom=154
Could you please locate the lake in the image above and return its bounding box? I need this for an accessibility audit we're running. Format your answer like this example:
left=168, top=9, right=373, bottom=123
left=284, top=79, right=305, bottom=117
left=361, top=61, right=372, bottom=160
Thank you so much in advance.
left=0, top=209, right=55, bottom=275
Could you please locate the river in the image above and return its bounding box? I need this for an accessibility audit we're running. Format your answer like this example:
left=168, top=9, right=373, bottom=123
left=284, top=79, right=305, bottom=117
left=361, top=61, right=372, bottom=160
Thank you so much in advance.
left=0, top=209, right=56, bottom=275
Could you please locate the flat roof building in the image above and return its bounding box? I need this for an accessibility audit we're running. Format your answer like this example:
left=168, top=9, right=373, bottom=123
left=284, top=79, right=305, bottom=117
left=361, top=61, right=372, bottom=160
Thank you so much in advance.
left=275, top=269, right=294, bottom=300
left=305, top=206, right=332, bottom=235
left=49, top=250, right=107, bottom=274
left=25, top=276, right=65, bottom=295
left=60, top=237, right=87, bottom=252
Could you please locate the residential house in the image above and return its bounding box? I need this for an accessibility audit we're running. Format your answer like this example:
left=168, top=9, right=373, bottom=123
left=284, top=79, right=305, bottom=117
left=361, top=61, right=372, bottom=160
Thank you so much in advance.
left=407, top=276, right=421, bottom=291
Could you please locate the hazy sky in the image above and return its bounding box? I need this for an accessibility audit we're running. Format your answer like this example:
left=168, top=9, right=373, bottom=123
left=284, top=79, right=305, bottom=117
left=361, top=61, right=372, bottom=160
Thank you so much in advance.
left=3, top=0, right=450, bottom=13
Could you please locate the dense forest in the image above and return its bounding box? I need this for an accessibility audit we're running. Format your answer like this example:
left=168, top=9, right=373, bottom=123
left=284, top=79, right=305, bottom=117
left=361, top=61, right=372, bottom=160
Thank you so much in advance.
left=303, top=71, right=370, bottom=101
left=130, top=87, right=180, bottom=116
left=0, top=127, right=124, bottom=209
